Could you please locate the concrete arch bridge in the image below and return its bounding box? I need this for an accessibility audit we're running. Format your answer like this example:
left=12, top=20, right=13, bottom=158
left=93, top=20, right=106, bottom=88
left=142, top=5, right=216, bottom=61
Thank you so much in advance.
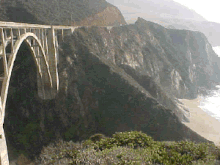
left=0, top=21, right=77, bottom=165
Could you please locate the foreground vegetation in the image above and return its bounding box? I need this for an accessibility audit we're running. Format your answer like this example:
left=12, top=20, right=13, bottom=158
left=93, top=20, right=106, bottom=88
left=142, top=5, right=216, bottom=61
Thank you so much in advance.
left=35, top=131, right=220, bottom=164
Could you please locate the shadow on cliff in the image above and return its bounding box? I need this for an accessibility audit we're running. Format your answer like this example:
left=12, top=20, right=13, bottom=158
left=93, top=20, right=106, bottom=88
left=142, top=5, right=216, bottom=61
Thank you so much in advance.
left=54, top=30, right=210, bottom=146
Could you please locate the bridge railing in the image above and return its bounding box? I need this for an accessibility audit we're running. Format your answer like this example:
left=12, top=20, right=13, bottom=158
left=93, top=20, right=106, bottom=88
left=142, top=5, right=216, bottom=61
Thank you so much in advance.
left=0, top=21, right=78, bottom=32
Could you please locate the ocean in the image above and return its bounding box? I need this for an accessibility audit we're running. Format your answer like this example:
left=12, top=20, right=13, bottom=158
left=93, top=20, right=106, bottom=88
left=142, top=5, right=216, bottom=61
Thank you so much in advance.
left=199, top=85, right=220, bottom=122
left=198, top=47, right=220, bottom=122
left=213, top=46, right=220, bottom=57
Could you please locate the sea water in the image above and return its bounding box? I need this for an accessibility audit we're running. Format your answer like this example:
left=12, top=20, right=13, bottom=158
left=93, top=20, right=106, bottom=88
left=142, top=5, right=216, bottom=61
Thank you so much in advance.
left=198, top=47, right=220, bottom=122
left=199, top=85, right=220, bottom=122
left=213, top=46, right=220, bottom=57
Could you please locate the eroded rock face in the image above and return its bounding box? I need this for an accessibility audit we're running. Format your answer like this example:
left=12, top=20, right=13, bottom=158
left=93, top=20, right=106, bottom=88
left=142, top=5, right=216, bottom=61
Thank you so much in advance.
left=68, top=18, right=220, bottom=99
left=5, top=18, right=219, bottom=159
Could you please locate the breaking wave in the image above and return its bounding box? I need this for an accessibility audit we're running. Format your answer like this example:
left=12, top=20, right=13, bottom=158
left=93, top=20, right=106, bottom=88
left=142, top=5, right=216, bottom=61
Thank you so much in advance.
left=199, top=85, right=220, bottom=121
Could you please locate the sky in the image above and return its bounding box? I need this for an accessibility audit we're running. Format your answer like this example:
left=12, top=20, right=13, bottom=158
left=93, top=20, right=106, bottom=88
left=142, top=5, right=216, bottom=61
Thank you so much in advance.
left=173, top=0, right=220, bottom=23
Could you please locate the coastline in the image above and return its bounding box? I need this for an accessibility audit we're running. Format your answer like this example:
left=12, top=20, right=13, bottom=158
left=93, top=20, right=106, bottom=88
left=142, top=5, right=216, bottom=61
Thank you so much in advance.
left=180, top=98, right=220, bottom=146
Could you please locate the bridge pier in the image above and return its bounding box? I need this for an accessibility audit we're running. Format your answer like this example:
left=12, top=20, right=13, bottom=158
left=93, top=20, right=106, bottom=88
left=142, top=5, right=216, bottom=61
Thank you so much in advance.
left=47, top=27, right=59, bottom=98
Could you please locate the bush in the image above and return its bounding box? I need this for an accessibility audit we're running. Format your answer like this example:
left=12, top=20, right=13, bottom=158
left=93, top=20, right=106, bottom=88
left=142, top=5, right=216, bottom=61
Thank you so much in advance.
left=35, top=140, right=82, bottom=165
left=73, top=146, right=145, bottom=165
left=94, top=131, right=154, bottom=150
left=150, top=141, right=216, bottom=165
left=35, top=131, right=220, bottom=164
left=89, top=133, right=106, bottom=142
left=112, top=131, right=154, bottom=148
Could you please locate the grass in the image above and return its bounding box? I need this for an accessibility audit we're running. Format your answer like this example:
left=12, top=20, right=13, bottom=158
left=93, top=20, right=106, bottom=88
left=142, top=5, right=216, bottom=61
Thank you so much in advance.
left=35, top=131, right=220, bottom=164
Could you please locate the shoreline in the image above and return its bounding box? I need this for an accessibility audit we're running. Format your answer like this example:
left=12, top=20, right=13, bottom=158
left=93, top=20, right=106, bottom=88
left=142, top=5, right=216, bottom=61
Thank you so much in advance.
left=180, top=98, right=220, bottom=146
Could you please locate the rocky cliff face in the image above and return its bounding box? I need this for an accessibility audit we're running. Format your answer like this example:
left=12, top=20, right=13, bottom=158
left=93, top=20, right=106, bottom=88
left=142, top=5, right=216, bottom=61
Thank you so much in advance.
left=4, top=18, right=219, bottom=160
left=72, top=17, right=220, bottom=99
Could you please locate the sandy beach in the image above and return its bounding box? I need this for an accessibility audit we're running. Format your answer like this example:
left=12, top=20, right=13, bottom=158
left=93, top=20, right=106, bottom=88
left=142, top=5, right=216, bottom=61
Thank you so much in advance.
left=180, top=98, right=220, bottom=146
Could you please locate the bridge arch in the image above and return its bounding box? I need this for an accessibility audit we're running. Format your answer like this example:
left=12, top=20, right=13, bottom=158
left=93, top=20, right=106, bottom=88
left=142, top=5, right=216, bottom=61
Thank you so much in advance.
left=1, top=32, right=54, bottom=124
left=0, top=22, right=75, bottom=165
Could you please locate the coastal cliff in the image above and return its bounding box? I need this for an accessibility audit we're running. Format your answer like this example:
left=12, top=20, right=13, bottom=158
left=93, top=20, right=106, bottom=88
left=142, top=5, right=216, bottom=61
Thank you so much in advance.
left=4, top=18, right=220, bottom=160
left=0, top=0, right=220, bottom=163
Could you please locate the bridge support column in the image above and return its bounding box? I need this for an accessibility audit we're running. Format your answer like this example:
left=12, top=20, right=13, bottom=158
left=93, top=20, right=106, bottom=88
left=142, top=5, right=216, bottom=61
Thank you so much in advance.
left=47, top=27, right=59, bottom=98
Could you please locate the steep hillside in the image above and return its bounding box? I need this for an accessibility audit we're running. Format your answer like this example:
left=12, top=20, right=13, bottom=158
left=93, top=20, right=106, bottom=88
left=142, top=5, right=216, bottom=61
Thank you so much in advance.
left=5, top=18, right=220, bottom=161
left=78, top=4, right=126, bottom=26
left=0, top=0, right=126, bottom=26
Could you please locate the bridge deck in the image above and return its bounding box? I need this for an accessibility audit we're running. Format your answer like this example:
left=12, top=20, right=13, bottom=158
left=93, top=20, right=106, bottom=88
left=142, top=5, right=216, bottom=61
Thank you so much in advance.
left=0, top=21, right=78, bottom=30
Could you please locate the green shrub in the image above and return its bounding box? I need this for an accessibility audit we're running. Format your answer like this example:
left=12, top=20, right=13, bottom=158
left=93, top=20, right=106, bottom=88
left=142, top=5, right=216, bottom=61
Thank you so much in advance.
left=89, top=133, right=106, bottom=142
left=35, top=140, right=82, bottom=164
left=82, top=139, right=94, bottom=148
left=97, top=137, right=118, bottom=150
left=209, top=145, right=220, bottom=160
left=112, top=131, right=154, bottom=148
left=94, top=131, right=154, bottom=150
left=149, top=141, right=215, bottom=165
left=73, top=146, right=145, bottom=165
left=35, top=131, right=220, bottom=164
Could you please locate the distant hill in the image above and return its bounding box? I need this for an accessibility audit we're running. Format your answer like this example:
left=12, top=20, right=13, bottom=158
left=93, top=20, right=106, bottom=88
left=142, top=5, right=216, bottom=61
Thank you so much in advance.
left=107, top=0, right=220, bottom=46
left=0, top=0, right=126, bottom=26
left=107, top=0, right=206, bottom=22
left=149, top=18, right=220, bottom=47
